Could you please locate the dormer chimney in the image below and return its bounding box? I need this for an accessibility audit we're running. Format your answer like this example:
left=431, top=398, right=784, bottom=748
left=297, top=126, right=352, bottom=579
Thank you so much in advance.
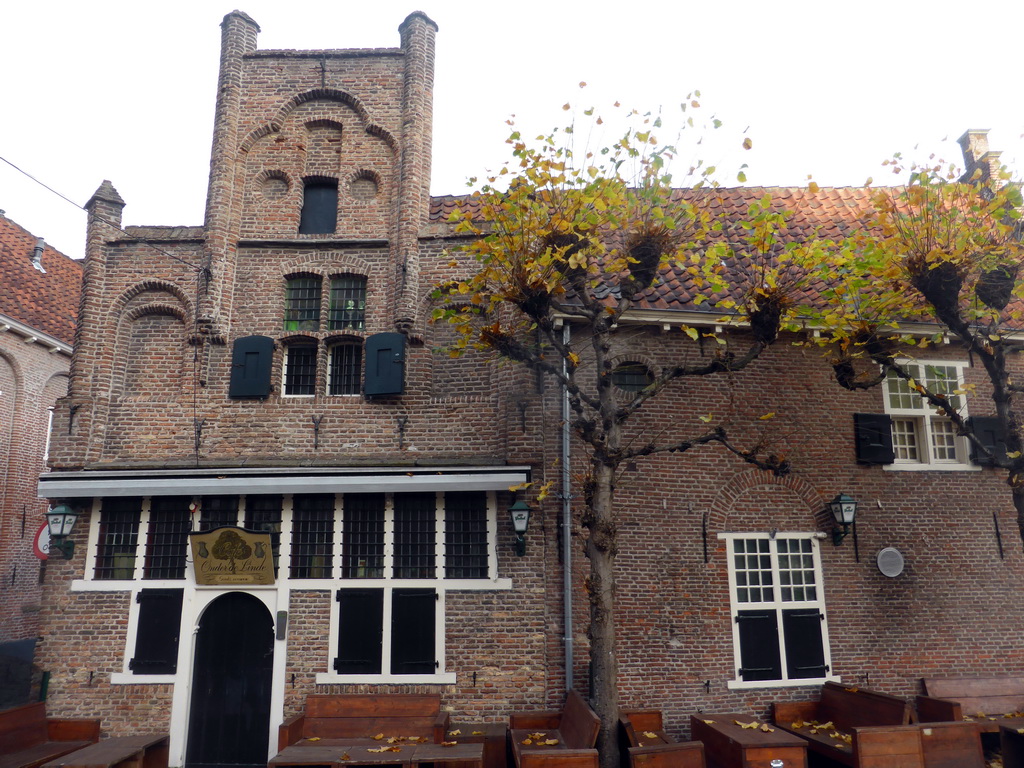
left=957, top=129, right=1003, bottom=184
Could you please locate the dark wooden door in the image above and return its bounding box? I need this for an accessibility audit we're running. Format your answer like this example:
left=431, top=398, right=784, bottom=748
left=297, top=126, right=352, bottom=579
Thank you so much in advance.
left=185, top=592, right=274, bottom=768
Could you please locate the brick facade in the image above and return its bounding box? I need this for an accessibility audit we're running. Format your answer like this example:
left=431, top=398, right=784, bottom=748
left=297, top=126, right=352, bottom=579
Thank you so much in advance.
left=34, top=10, right=1024, bottom=768
left=0, top=212, right=81, bottom=704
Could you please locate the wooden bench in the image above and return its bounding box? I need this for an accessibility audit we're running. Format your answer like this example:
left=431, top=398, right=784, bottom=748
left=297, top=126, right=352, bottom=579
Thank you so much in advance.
left=772, top=681, right=920, bottom=767
left=508, top=691, right=600, bottom=768
left=619, top=710, right=704, bottom=768
left=918, top=722, right=984, bottom=768
left=42, top=734, right=169, bottom=768
left=277, top=694, right=450, bottom=751
left=916, top=675, right=1024, bottom=733
left=0, top=702, right=101, bottom=768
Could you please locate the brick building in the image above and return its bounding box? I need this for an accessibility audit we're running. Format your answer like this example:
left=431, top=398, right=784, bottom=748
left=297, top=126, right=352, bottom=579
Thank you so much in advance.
left=34, top=11, right=1024, bottom=768
left=0, top=212, right=81, bottom=705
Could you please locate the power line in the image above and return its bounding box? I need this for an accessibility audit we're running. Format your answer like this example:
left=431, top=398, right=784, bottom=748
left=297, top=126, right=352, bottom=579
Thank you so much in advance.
left=0, top=153, right=202, bottom=271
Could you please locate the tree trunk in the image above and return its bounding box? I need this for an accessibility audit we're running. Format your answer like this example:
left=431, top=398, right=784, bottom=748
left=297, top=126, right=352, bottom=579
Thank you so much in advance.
left=586, top=460, right=619, bottom=768
left=1012, top=471, right=1024, bottom=552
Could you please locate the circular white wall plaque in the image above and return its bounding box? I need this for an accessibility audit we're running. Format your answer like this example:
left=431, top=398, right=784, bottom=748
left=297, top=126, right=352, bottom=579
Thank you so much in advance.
left=876, top=547, right=905, bottom=577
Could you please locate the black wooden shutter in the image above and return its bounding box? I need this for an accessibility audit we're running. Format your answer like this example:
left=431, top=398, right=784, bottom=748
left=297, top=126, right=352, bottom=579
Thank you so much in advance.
left=736, top=609, right=781, bottom=681
left=854, top=413, right=895, bottom=465
left=129, top=588, right=183, bottom=674
left=781, top=608, right=828, bottom=679
left=391, top=588, right=436, bottom=674
left=967, top=416, right=1006, bottom=466
left=228, top=335, right=274, bottom=399
left=334, top=589, right=383, bottom=673
left=364, top=333, right=406, bottom=397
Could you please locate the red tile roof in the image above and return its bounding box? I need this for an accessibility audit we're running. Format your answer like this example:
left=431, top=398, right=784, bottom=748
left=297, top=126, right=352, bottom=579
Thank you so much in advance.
left=431, top=186, right=878, bottom=313
left=0, top=214, right=83, bottom=345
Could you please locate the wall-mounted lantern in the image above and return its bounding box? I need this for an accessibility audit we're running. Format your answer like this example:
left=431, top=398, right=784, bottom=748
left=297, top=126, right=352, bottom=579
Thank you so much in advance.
left=509, top=499, right=532, bottom=557
left=829, top=493, right=858, bottom=546
left=45, top=504, right=80, bottom=559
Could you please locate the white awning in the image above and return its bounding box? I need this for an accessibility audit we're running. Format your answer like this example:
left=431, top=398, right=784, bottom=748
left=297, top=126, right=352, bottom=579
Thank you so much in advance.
left=38, top=465, right=531, bottom=498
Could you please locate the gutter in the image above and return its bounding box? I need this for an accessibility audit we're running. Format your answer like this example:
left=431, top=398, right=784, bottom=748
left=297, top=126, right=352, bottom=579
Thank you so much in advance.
left=561, top=323, right=573, bottom=690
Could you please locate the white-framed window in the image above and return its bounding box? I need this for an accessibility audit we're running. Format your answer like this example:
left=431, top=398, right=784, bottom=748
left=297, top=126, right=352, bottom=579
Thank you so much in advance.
left=883, top=361, right=970, bottom=467
left=327, top=341, right=362, bottom=396
left=722, top=532, right=836, bottom=688
left=283, top=342, right=318, bottom=396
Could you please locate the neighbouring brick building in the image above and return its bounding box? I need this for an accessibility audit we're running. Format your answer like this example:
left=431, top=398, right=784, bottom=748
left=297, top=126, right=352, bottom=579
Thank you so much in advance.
left=34, top=11, right=1024, bottom=768
left=0, top=212, right=81, bottom=705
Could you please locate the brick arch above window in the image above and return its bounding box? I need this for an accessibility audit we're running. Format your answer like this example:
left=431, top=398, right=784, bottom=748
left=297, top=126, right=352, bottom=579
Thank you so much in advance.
left=707, top=471, right=829, bottom=533
left=113, top=280, right=194, bottom=319
left=280, top=254, right=372, bottom=278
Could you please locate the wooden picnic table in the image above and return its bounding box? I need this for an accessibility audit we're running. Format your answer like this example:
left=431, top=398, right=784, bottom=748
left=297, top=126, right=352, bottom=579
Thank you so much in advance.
left=690, top=713, right=807, bottom=768
left=268, top=740, right=483, bottom=768
left=42, top=734, right=168, bottom=768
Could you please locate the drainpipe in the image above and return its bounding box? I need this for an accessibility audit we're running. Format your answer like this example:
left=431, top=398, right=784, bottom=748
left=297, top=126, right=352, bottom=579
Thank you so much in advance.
left=561, top=323, right=573, bottom=690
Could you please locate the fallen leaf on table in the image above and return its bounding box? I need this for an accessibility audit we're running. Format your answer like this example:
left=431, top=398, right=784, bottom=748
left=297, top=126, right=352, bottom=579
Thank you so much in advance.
left=544, top=739, right=559, bottom=746
left=735, top=720, right=759, bottom=730
left=341, top=754, right=350, bottom=761
left=529, top=733, right=547, bottom=740
left=373, top=733, right=385, bottom=741
left=472, top=731, right=484, bottom=736
left=643, top=732, right=658, bottom=739
left=521, top=739, right=533, bottom=745
left=1017, top=728, right=1024, bottom=735
left=368, top=747, right=387, bottom=753
left=449, top=730, right=462, bottom=736
left=702, top=719, right=715, bottom=725
left=760, top=724, right=774, bottom=733
left=307, top=737, right=321, bottom=742
left=442, top=741, right=459, bottom=747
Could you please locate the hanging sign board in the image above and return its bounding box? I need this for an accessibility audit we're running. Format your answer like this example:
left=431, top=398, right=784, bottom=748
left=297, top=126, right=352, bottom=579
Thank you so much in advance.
left=189, top=527, right=274, bottom=585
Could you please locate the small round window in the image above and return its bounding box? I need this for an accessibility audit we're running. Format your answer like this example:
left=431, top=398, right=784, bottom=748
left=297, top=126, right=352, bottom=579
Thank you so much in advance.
left=611, top=362, right=654, bottom=392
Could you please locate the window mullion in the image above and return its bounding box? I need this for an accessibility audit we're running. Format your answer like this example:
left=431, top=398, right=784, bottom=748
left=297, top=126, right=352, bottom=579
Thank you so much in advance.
left=768, top=539, right=789, bottom=681
left=435, top=492, right=445, bottom=578
left=135, top=498, right=152, bottom=581
left=384, top=494, right=394, bottom=577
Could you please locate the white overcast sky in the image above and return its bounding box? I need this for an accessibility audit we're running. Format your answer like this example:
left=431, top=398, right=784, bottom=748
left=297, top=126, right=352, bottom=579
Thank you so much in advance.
left=1, top=0, right=1021, bottom=261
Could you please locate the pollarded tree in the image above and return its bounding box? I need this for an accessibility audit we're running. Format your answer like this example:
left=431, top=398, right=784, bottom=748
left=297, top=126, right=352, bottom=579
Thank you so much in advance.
left=433, top=105, right=828, bottom=768
left=804, top=157, right=1024, bottom=543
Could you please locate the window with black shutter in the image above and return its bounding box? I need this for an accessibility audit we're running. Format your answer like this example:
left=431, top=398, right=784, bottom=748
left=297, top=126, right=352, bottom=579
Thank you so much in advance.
left=391, top=589, right=436, bottom=675
left=736, top=610, right=782, bottom=681
left=129, top=588, right=183, bottom=674
left=854, top=413, right=895, bottom=465
left=726, top=534, right=832, bottom=685
left=968, top=416, right=1007, bottom=466
left=334, top=589, right=383, bottom=674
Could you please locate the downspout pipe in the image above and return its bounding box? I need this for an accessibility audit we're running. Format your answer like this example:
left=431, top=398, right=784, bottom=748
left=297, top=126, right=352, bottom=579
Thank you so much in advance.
left=562, top=323, right=573, bottom=690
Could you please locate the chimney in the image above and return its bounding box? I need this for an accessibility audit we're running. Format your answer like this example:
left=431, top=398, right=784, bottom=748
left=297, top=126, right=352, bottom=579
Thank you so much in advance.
left=957, top=129, right=1003, bottom=183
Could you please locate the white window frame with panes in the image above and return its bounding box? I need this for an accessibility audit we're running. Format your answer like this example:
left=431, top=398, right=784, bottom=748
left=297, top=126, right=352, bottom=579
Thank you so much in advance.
left=882, top=360, right=976, bottom=471
left=721, top=532, right=838, bottom=689
left=72, top=490, right=509, bottom=687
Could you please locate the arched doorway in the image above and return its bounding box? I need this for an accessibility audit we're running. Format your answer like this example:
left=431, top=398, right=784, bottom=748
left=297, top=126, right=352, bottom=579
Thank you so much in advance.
left=185, top=592, right=274, bottom=768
